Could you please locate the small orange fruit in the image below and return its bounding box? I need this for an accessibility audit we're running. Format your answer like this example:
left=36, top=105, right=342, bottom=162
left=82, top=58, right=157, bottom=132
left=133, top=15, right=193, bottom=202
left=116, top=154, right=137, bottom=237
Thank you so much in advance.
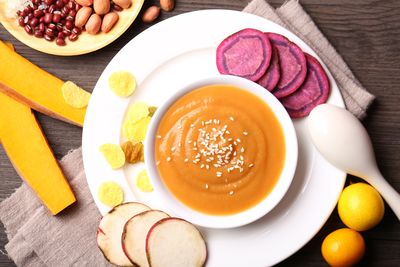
left=321, top=228, right=365, bottom=267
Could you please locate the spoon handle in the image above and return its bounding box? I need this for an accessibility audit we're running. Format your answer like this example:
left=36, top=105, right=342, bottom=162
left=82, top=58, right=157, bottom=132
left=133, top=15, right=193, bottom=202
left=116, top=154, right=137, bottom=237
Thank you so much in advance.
left=368, top=172, right=400, bottom=220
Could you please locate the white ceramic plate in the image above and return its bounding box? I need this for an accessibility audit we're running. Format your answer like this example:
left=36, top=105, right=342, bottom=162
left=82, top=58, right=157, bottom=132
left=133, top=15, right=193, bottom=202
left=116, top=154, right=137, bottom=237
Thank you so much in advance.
left=82, top=10, right=346, bottom=266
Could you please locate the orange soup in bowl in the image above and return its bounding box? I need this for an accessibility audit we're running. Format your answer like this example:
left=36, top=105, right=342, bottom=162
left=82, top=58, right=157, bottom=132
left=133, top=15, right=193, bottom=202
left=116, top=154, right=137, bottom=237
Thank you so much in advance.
left=155, top=84, right=286, bottom=215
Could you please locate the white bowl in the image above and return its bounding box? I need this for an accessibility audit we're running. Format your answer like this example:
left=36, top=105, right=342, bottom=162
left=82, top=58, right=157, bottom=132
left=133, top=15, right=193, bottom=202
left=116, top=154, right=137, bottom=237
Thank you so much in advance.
left=144, top=75, right=298, bottom=229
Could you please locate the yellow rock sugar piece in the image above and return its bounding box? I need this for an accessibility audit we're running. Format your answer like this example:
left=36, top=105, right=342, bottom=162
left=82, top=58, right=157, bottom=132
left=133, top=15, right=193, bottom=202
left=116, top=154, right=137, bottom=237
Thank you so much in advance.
left=98, top=181, right=124, bottom=207
left=62, top=81, right=91, bottom=108
left=99, top=143, right=126, bottom=169
left=136, top=169, right=153, bottom=192
left=108, top=71, right=136, bottom=97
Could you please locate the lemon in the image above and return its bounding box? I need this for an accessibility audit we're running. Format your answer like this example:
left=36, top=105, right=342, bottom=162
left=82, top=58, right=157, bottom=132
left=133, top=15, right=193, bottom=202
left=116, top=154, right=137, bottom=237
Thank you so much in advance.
left=338, top=183, right=384, bottom=231
left=321, top=228, right=365, bottom=267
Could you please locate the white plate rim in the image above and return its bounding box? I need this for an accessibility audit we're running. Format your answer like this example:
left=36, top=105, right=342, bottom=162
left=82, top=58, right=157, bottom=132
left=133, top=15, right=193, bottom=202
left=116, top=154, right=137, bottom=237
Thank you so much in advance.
left=82, top=9, right=346, bottom=266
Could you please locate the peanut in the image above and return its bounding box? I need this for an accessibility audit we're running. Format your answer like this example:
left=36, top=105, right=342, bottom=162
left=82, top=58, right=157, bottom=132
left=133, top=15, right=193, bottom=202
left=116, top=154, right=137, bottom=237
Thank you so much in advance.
left=75, top=7, right=92, bottom=28
left=93, top=0, right=110, bottom=15
left=142, top=6, right=160, bottom=23
left=113, top=0, right=131, bottom=9
left=74, top=0, right=93, bottom=7
left=85, top=14, right=102, bottom=35
left=101, top=12, right=119, bottom=33
left=160, top=0, right=174, bottom=12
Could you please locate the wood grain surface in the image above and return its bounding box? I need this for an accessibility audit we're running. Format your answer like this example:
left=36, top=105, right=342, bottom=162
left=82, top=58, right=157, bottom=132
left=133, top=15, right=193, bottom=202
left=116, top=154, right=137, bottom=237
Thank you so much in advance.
left=1, top=0, right=399, bottom=266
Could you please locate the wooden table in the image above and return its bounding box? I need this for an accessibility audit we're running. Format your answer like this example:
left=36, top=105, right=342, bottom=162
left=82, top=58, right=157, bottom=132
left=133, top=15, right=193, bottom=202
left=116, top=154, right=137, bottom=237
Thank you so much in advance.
left=1, top=0, right=399, bottom=266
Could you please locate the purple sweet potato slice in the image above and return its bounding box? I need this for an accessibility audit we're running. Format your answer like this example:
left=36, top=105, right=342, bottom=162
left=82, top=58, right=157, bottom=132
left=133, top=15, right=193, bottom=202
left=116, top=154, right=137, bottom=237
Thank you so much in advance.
left=266, top=32, right=307, bottom=98
left=257, top=46, right=281, bottom=91
left=216, top=28, right=272, bottom=81
left=280, top=53, right=330, bottom=118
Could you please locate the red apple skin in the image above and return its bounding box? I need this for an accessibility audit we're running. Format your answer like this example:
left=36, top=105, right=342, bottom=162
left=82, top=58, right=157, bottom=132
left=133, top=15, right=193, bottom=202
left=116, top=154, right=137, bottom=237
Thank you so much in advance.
left=122, top=210, right=169, bottom=266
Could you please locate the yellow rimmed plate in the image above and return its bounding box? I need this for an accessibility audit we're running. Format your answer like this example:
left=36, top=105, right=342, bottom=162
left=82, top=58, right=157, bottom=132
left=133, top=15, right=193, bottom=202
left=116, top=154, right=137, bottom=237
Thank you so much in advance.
left=0, top=0, right=143, bottom=56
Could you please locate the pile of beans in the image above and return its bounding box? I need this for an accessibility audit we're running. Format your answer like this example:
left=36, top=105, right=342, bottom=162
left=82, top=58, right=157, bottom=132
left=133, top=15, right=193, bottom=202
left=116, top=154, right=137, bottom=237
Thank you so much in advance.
left=16, top=0, right=83, bottom=46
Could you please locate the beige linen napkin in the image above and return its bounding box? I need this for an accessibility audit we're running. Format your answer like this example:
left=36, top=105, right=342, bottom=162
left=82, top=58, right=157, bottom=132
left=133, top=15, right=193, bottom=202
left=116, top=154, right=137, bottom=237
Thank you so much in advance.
left=0, top=0, right=375, bottom=266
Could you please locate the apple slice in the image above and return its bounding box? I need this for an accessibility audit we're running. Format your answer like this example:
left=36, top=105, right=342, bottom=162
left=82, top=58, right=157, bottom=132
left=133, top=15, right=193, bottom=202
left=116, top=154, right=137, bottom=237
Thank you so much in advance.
left=97, top=202, right=150, bottom=266
left=122, top=210, right=170, bottom=267
left=146, top=218, right=207, bottom=267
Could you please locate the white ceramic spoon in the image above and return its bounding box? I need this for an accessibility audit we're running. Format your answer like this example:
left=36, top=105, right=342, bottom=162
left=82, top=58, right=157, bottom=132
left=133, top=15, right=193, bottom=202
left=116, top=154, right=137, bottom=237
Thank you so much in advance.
left=308, top=103, right=400, bottom=220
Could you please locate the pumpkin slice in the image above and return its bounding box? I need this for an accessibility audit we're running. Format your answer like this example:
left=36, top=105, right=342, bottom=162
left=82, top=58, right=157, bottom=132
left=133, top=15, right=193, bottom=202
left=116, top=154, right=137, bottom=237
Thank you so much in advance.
left=0, top=88, right=76, bottom=215
left=0, top=40, right=86, bottom=126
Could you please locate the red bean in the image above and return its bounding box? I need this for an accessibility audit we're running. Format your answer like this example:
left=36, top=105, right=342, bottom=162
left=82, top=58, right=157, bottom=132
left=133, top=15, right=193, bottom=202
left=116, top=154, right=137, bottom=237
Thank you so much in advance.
left=72, top=27, right=81, bottom=35
left=62, top=6, right=70, bottom=14
left=44, top=34, right=54, bottom=41
left=48, top=5, right=56, bottom=13
left=33, top=9, right=43, bottom=18
left=24, top=25, right=33, bottom=34
left=65, top=20, right=73, bottom=30
left=18, top=17, right=25, bottom=26
left=29, top=17, right=39, bottom=27
left=62, top=0, right=69, bottom=4
left=57, top=31, right=65, bottom=38
left=48, top=23, right=56, bottom=29
left=38, top=23, right=45, bottom=32
left=44, top=0, right=54, bottom=5
left=62, top=28, right=71, bottom=36
left=43, top=13, right=53, bottom=23
left=67, top=1, right=75, bottom=10
left=16, top=10, right=22, bottom=16
left=27, top=13, right=34, bottom=20
left=56, top=0, right=65, bottom=8
left=56, top=23, right=63, bottom=31
left=32, top=0, right=41, bottom=4
left=34, top=30, right=44, bottom=38
left=53, top=13, right=61, bottom=23
left=56, top=38, right=66, bottom=46
left=68, top=33, right=78, bottom=41
left=45, top=28, right=55, bottom=36
left=68, top=9, right=76, bottom=17
left=65, top=15, right=74, bottom=21
left=75, top=4, right=81, bottom=11
left=24, top=6, right=33, bottom=14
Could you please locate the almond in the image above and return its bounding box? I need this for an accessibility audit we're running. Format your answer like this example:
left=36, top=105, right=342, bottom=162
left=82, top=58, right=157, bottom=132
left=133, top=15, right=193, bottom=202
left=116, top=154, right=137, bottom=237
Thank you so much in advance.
left=160, top=0, right=174, bottom=12
left=142, top=6, right=160, bottom=23
left=75, top=0, right=93, bottom=7
left=93, top=0, right=110, bottom=15
left=85, top=14, right=102, bottom=35
left=113, top=0, right=132, bottom=9
left=101, top=12, right=119, bottom=33
left=75, top=7, right=92, bottom=28
left=112, top=0, right=131, bottom=9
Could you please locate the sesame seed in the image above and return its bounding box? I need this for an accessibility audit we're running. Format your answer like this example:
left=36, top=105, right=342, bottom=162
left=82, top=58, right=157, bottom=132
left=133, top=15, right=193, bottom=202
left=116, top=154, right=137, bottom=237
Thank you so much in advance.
left=241, top=147, right=245, bottom=153
left=236, top=138, right=241, bottom=143
left=205, top=184, right=209, bottom=189
left=190, top=123, right=195, bottom=128
left=177, top=125, right=182, bottom=129
left=226, top=130, right=230, bottom=134
left=229, top=116, right=234, bottom=121
left=249, top=163, right=254, bottom=168
left=156, top=161, right=160, bottom=165
left=206, top=164, right=210, bottom=170
left=184, top=158, right=189, bottom=162
left=243, top=131, right=248, bottom=136
left=166, top=157, right=171, bottom=162
left=200, top=164, right=205, bottom=169
left=178, top=142, right=182, bottom=147
left=216, top=171, right=222, bottom=177
left=156, top=135, right=162, bottom=139
left=193, top=141, right=197, bottom=146
left=171, top=147, right=176, bottom=152
left=188, top=140, right=192, bottom=144
left=229, top=191, right=234, bottom=195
